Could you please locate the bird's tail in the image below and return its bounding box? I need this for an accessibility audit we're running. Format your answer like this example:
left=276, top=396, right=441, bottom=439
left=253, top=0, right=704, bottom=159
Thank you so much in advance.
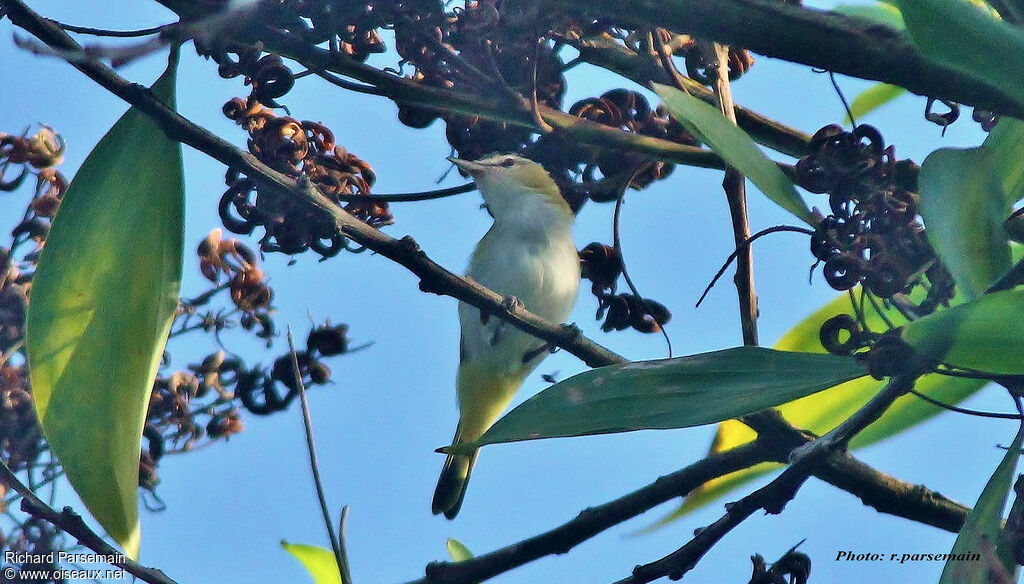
left=432, top=423, right=479, bottom=519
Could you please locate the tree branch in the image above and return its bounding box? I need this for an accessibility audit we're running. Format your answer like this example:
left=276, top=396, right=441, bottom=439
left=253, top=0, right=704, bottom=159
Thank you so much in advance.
left=568, top=34, right=811, bottom=158
left=0, top=459, right=179, bottom=584
left=253, top=28, right=728, bottom=171
left=550, top=0, right=1024, bottom=117
left=613, top=370, right=924, bottom=584
left=408, top=439, right=779, bottom=584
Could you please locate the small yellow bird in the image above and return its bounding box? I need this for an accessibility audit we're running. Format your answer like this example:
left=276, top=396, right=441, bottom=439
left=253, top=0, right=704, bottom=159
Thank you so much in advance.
left=433, top=153, right=581, bottom=519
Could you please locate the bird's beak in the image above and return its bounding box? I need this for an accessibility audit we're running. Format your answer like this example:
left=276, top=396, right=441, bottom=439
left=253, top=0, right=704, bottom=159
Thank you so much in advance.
left=447, top=156, right=487, bottom=175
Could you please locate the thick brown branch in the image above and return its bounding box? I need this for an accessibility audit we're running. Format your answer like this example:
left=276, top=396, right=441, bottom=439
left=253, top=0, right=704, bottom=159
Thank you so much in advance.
left=614, top=370, right=925, bottom=584
left=552, top=0, right=1024, bottom=117
left=253, top=28, right=727, bottom=171
left=409, top=439, right=780, bottom=584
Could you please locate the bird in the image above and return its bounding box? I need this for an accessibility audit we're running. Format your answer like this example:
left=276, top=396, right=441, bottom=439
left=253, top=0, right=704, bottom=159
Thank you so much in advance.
left=432, top=153, right=581, bottom=519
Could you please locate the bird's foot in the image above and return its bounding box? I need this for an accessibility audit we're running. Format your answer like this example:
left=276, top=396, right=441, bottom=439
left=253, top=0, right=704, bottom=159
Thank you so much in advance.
left=501, top=295, right=523, bottom=313
left=560, top=322, right=582, bottom=341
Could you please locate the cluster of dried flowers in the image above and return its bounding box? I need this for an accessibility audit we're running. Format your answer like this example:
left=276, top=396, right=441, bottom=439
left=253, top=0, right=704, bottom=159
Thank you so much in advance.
left=0, top=127, right=355, bottom=575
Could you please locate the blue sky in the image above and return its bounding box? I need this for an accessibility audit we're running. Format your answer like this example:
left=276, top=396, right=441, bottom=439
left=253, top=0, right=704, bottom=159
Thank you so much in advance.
left=3, top=1, right=1021, bottom=582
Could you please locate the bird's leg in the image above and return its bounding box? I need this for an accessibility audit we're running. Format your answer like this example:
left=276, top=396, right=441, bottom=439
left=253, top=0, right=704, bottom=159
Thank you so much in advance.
left=522, top=344, right=549, bottom=363
left=522, top=324, right=578, bottom=363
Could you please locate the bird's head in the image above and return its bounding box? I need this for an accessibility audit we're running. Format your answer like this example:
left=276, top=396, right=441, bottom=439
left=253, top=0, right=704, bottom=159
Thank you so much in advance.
left=448, top=154, right=572, bottom=225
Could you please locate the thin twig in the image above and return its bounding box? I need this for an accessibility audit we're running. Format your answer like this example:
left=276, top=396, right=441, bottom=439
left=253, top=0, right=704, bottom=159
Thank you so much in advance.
left=712, top=42, right=759, bottom=346
left=0, top=459, right=179, bottom=584
left=650, top=29, right=688, bottom=92
left=612, top=167, right=672, bottom=357
left=54, top=21, right=169, bottom=37
left=530, top=39, right=554, bottom=133
left=313, top=68, right=388, bottom=96
left=696, top=225, right=814, bottom=307
left=908, top=388, right=1022, bottom=420
left=287, top=327, right=352, bottom=584
left=333, top=182, right=477, bottom=203
left=828, top=71, right=857, bottom=128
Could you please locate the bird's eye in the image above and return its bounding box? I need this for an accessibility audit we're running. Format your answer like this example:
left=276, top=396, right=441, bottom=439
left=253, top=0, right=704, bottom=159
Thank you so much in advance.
left=499, top=158, right=516, bottom=167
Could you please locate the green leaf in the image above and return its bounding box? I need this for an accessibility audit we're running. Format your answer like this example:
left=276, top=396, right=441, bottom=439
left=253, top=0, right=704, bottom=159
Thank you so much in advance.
left=996, top=474, right=1024, bottom=577
left=919, top=147, right=1011, bottom=300
left=652, top=83, right=815, bottom=226
left=24, top=56, right=183, bottom=559
left=833, top=2, right=906, bottom=29
left=982, top=117, right=1024, bottom=204
left=652, top=289, right=983, bottom=526
left=282, top=541, right=343, bottom=584
left=446, top=347, right=868, bottom=453
left=938, top=426, right=1022, bottom=584
left=893, top=0, right=1024, bottom=101
left=846, top=84, right=906, bottom=123
left=904, top=289, right=1024, bottom=374
left=446, top=538, right=474, bottom=562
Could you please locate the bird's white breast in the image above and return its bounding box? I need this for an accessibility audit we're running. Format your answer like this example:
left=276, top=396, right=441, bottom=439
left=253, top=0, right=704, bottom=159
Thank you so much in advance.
left=459, top=206, right=580, bottom=377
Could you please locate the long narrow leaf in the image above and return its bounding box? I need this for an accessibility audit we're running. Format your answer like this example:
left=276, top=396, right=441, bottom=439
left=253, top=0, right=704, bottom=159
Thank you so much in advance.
left=446, top=347, right=867, bottom=453
left=938, top=426, right=1022, bottom=584
left=25, top=56, right=183, bottom=558
left=652, top=83, right=815, bottom=226
left=659, top=289, right=983, bottom=525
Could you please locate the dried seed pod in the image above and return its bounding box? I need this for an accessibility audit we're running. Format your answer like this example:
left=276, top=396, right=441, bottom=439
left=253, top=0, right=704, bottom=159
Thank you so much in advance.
left=823, top=253, right=863, bottom=291
left=818, top=314, right=862, bottom=356
left=867, top=331, right=915, bottom=380
left=307, top=323, right=350, bottom=356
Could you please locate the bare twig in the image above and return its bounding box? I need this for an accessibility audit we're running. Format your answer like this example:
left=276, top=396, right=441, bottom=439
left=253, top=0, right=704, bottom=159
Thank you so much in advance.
left=333, top=182, right=477, bottom=203
left=54, top=21, right=169, bottom=37
left=710, top=42, right=759, bottom=346
left=696, top=225, right=815, bottom=308
left=612, top=168, right=673, bottom=356
left=287, top=327, right=353, bottom=584
left=0, top=459, right=179, bottom=584
left=409, top=439, right=778, bottom=584
left=548, top=0, right=1024, bottom=117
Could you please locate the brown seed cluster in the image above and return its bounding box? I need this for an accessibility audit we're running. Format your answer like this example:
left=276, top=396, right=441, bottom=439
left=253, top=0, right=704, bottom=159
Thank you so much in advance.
left=139, top=231, right=355, bottom=489
left=796, top=125, right=954, bottom=377
left=220, top=97, right=390, bottom=257
left=194, top=1, right=699, bottom=214
left=1, top=127, right=69, bottom=477
left=1, top=125, right=355, bottom=560
left=531, top=89, right=697, bottom=209
left=579, top=242, right=672, bottom=334
left=799, top=124, right=954, bottom=308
